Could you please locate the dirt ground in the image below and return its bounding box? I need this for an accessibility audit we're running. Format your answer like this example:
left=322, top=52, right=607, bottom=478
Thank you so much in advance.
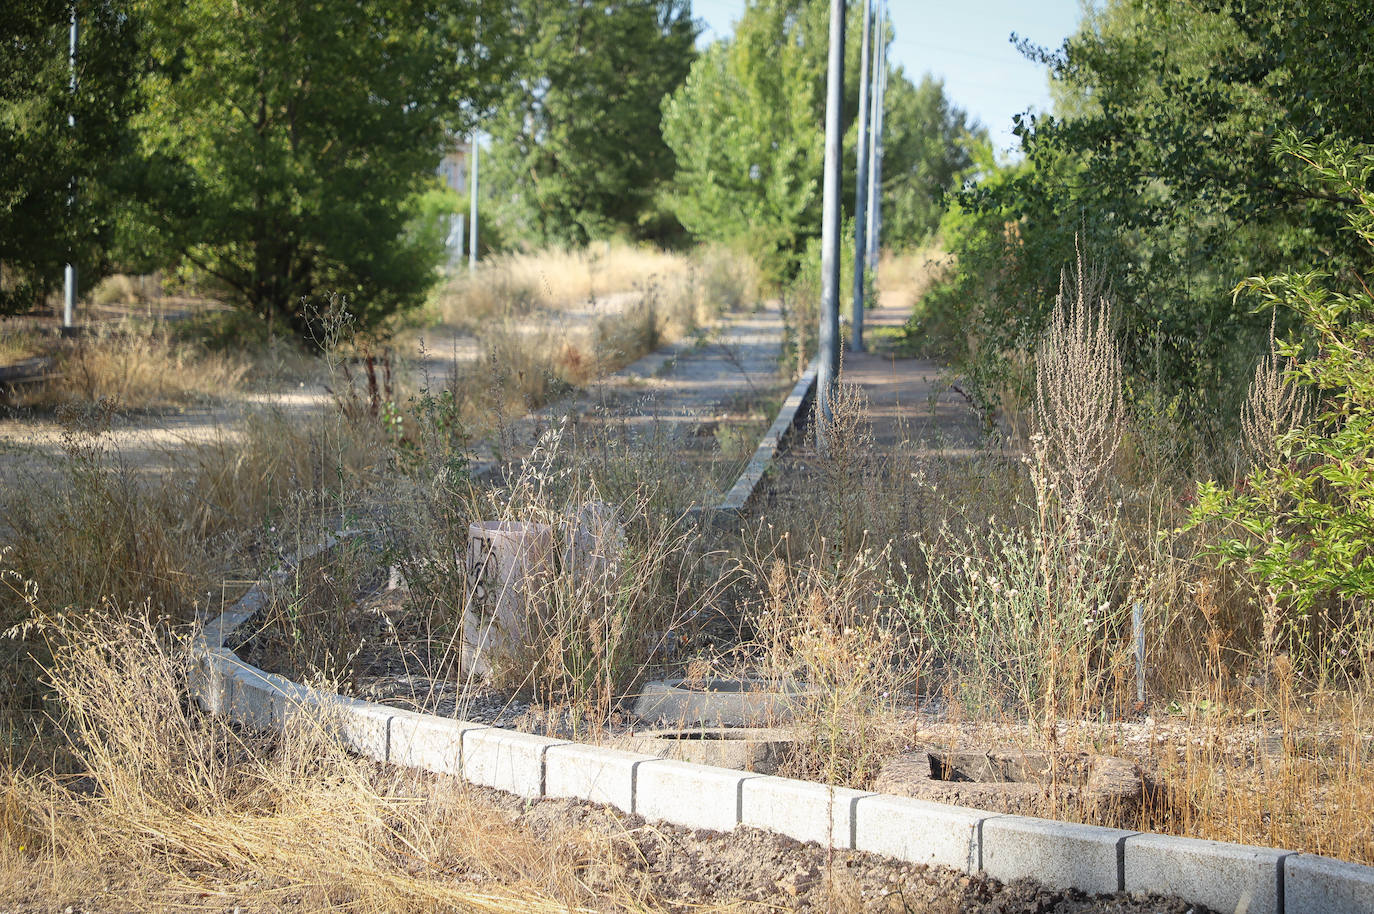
left=467, top=782, right=1211, bottom=914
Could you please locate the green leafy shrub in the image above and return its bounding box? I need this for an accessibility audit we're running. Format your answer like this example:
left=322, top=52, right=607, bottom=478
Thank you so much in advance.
left=1188, top=135, right=1374, bottom=679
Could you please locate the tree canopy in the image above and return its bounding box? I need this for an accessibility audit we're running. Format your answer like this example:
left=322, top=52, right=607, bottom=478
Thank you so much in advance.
left=484, top=0, right=696, bottom=248
left=663, top=0, right=984, bottom=283
left=127, top=0, right=512, bottom=336
left=928, top=0, right=1374, bottom=427
left=0, top=0, right=142, bottom=314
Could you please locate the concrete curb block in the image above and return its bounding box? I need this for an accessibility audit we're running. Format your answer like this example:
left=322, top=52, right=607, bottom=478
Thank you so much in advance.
left=695, top=358, right=817, bottom=526
left=193, top=535, right=1374, bottom=914
left=1124, top=833, right=1289, bottom=914
left=982, top=814, right=1137, bottom=895
left=741, top=776, right=871, bottom=849
left=852, top=794, right=987, bottom=874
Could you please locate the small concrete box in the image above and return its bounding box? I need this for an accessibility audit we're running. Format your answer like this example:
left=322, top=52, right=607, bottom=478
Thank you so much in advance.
left=982, top=815, right=1136, bottom=895
left=1124, top=833, right=1287, bottom=914
left=740, top=776, right=871, bottom=848
left=634, top=759, right=758, bottom=833
left=544, top=743, right=657, bottom=813
left=1285, top=853, right=1374, bottom=914
left=852, top=794, right=988, bottom=874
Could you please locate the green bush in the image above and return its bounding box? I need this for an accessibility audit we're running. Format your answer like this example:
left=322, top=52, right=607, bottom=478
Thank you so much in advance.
left=1188, top=135, right=1374, bottom=678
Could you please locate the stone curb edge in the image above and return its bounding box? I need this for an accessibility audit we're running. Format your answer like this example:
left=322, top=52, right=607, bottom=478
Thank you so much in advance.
left=191, top=546, right=1373, bottom=914
left=691, top=357, right=818, bottom=527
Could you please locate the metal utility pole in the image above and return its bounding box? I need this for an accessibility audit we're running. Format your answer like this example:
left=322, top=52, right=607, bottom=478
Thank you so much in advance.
left=849, top=0, right=873, bottom=354
left=62, top=5, right=78, bottom=334
left=816, top=0, right=846, bottom=446
left=468, top=132, right=479, bottom=270
left=865, top=2, right=888, bottom=279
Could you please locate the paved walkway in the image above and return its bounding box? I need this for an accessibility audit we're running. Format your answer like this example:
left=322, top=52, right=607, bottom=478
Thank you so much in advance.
left=839, top=297, right=984, bottom=454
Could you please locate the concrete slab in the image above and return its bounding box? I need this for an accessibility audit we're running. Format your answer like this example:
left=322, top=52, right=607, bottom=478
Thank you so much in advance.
left=462, top=727, right=568, bottom=799
left=852, top=794, right=988, bottom=874
left=544, top=743, right=657, bottom=813
left=740, top=776, right=871, bottom=848
left=635, top=759, right=758, bottom=833
left=1124, top=833, right=1288, bottom=914
left=1285, top=853, right=1374, bottom=914
left=982, top=814, right=1136, bottom=895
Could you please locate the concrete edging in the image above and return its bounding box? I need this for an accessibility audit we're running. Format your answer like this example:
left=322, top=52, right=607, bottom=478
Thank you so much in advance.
left=691, top=357, right=817, bottom=527
left=191, top=539, right=1374, bottom=914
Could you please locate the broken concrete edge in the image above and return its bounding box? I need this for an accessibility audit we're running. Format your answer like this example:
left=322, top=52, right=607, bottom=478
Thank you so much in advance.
left=689, top=358, right=818, bottom=530
left=192, top=539, right=1374, bottom=914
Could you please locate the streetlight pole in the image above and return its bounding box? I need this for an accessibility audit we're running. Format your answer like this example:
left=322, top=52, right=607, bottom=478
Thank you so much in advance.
left=816, top=0, right=846, bottom=448
left=849, top=0, right=873, bottom=354
left=865, top=2, right=887, bottom=281
left=63, top=4, right=78, bottom=334
left=468, top=132, right=479, bottom=270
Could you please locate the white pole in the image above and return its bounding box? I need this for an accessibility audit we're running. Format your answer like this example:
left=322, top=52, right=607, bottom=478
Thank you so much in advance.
left=468, top=133, right=479, bottom=270
left=863, top=1, right=881, bottom=277
left=63, top=5, right=78, bottom=332
left=815, top=0, right=846, bottom=448
left=868, top=4, right=888, bottom=278
left=849, top=0, right=873, bottom=354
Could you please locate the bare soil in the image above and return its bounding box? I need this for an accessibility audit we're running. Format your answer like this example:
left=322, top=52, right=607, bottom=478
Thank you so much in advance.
left=464, top=782, right=1212, bottom=913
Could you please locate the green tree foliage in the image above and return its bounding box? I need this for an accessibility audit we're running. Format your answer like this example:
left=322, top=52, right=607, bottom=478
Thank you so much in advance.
left=879, top=71, right=985, bottom=247
left=1188, top=136, right=1374, bottom=672
left=930, top=0, right=1374, bottom=429
left=663, top=0, right=982, bottom=284
left=484, top=0, right=696, bottom=248
left=1, top=0, right=141, bottom=313
left=129, top=0, right=512, bottom=336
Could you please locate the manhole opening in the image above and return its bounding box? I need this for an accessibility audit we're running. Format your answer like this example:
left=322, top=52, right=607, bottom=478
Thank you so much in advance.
left=928, top=752, right=1089, bottom=786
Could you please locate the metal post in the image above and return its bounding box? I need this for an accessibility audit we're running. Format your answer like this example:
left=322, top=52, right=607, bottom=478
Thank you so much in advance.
left=1134, top=601, right=1147, bottom=708
left=62, top=5, right=78, bottom=333
left=468, top=133, right=479, bottom=270
left=849, top=0, right=872, bottom=354
left=816, top=0, right=846, bottom=448
left=867, top=5, right=888, bottom=278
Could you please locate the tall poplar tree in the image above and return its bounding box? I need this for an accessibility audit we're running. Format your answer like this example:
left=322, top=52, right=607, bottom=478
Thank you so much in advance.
left=485, top=0, right=696, bottom=247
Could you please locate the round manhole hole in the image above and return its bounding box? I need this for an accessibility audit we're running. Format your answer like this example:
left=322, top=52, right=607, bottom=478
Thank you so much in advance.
left=620, top=727, right=797, bottom=773
left=875, top=749, right=1145, bottom=821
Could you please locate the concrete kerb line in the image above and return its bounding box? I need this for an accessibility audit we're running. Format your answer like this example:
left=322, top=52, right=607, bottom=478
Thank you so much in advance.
left=188, top=460, right=1373, bottom=914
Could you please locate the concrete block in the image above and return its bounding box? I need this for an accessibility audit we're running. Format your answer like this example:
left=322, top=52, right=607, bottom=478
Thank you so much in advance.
left=545, top=743, right=657, bottom=813
left=323, top=695, right=393, bottom=762
left=1124, top=833, right=1288, bottom=914
left=635, top=759, right=759, bottom=833
left=740, top=776, right=871, bottom=848
left=852, top=794, right=988, bottom=874
left=189, top=648, right=237, bottom=714
left=982, top=815, right=1136, bottom=895
left=462, top=728, right=568, bottom=799
left=224, top=661, right=278, bottom=730
left=1285, top=853, right=1374, bottom=914
left=390, top=711, right=484, bottom=776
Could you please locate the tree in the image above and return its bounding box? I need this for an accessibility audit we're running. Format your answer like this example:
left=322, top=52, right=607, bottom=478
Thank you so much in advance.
left=485, top=0, right=696, bottom=248
left=934, top=0, right=1374, bottom=428
left=130, top=0, right=512, bottom=337
left=662, top=0, right=845, bottom=283
left=879, top=71, right=985, bottom=247
left=662, top=0, right=981, bottom=282
left=0, top=0, right=142, bottom=314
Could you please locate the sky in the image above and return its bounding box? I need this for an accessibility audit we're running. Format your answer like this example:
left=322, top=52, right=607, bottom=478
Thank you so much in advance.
left=690, top=0, right=1088, bottom=158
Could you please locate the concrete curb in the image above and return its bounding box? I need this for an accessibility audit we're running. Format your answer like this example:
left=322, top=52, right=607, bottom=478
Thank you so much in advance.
left=691, top=357, right=817, bottom=527
left=192, top=539, right=1374, bottom=914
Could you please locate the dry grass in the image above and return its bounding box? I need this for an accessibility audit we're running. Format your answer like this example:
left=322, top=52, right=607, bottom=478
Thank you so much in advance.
left=0, top=602, right=752, bottom=913
left=9, top=322, right=251, bottom=411
left=428, top=243, right=761, bottom=431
